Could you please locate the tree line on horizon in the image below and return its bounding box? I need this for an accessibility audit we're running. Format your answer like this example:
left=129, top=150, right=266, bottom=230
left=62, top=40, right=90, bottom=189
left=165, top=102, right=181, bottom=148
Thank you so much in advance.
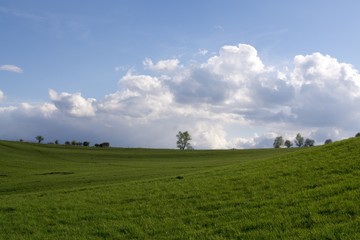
left=13, top=131, right=360, bottom=150
left=31, top=135, right=110, bottom=148
left=273, top=133, right=316, bottom=148
left=272, top=132, right=347, bottom=148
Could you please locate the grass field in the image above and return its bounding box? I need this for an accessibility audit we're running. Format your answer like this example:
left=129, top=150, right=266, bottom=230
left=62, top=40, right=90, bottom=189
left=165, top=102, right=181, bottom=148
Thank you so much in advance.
left=0, top=139, right=359, bottom=239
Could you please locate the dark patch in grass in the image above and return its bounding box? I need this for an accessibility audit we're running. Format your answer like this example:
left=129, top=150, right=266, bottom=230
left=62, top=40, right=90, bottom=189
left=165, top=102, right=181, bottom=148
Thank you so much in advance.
left=298, top=213, right=315, bottom=229
left=278, top=171, right=291, bottom=177
left=176, top=176, right=184, bottom=180
left=38, top=172, right=74, bottom=175
left=0, top=174, right=7, bottom=177
left=94, top=231, right=112, bottom=238
left=329, top=168, right=353, bottom=174
left=0, top=207, right=16, bottom=213
left=118, top=227, right=131, bottom=235
left=241, top=223, right=261, bottom=232
left=305, top=183, right=319, bottom=189
left=346, top=209, right=357, bottom=217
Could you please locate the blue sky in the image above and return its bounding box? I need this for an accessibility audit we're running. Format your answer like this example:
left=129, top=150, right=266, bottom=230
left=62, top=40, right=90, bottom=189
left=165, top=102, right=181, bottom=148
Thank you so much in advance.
left=1, top=1, right=360, bottom=148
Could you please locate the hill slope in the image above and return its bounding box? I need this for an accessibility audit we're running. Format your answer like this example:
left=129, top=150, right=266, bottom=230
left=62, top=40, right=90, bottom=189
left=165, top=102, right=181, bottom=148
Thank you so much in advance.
left=0, top=141, right=295, bottom=195
left=0, top=139, right=359, bottom=239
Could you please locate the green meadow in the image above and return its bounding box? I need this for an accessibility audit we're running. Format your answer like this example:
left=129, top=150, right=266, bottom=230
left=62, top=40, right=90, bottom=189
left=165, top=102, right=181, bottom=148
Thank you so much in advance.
left=0, top=139, right=359, bottom=239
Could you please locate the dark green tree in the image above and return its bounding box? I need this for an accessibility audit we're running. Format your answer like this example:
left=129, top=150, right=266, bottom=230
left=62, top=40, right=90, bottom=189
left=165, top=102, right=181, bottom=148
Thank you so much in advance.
left=294, top=133, right=304, bottom=147
left=273, top=136, right=284, bottom=148
left=304, top=138, right=315, bottom=147
left=324, top=139, right=332, bottom=145
left=176, top=131, right=192, bottom=150
left=99, top=142, right=110, bottom=147
left=35, top=135, right=44, bottom=144
left=284, top=140, right=293, bottom=148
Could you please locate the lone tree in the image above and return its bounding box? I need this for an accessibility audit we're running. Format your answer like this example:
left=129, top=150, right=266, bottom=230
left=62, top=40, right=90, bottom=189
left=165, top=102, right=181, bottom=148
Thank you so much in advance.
left=273, top=136, right=284, bottom=148
left=176, top=131, right=192, bottom=150
left=284, top=140, right=293, bottom=148
left=99, top=142, right=110, bottom=147
left=324, top=139, right=333, bottom=145
left=35, top=135, right=44, bottom=144
left=304, top=138, right=315, bottom=147
left=294, top=133, right=304, bottom=147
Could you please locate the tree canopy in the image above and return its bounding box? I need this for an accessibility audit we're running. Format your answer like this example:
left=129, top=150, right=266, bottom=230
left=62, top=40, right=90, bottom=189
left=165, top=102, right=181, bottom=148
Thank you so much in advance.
left=324, top=139, right=333, bottom=145
left=35, top=135, right=44, bottom=144
left=294, top=133, right=304, bottom=147
left=304, top=138, right=315, bottom=147
left=176, top=131, right=192, bottom=150
left=273, top=136, right=284, bottom=148
left=284, top=140, right=293, bottom=148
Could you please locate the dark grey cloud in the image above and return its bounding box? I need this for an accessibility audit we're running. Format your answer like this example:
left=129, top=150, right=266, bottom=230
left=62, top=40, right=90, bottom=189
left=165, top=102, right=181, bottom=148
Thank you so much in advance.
left=250, top=78, right=295, bottom=107
left=172, top=68, right=229, bottom=105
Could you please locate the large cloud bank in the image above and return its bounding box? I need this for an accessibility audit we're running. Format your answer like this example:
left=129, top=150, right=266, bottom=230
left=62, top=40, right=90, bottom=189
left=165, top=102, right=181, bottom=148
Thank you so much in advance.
left=1, top=44, right=360, bottom=148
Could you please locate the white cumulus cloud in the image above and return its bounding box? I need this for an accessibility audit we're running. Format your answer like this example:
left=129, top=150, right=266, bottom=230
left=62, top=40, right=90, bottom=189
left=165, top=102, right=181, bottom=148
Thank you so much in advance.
left=19, top=102, right=57, bottom=118
left=0, top=90, right=4, bottom=101
left=191, top=122, right=230, bottom=149
left=197, top=49, right=208, bottom=56
left=289, top=52, right=360, bottom=128
left=205, top=44, right=266, bottom=84
left=143, top=58, right=180, bottom=72
left=98, top=72, right=173, bottom=120
left=1, top=44, right=360, bottom=148
left=49, top=89, right=96, bottom=117
left=0, top=65, right=23, bottom=73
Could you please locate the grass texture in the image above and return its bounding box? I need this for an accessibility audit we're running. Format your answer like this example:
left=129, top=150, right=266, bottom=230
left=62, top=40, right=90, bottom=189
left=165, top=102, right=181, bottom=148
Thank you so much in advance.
left=0, top=139, right=359, bottom=239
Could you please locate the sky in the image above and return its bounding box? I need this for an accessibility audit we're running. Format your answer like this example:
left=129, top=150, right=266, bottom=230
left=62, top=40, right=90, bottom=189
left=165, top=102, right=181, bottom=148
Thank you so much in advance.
left=1, top=0, right=360, bottom=148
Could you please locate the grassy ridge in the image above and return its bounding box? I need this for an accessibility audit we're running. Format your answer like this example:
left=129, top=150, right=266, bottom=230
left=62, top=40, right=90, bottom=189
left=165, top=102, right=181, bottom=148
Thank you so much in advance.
left=0, top=141, right=295, bottom=195
left=0, top=140, right=359, bottom=239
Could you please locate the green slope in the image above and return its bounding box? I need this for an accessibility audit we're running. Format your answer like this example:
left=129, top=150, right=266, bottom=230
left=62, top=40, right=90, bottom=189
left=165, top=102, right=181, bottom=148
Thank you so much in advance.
left=0, top=139, right=359, bottom=239
left=0, top=141, right=296, bottom=195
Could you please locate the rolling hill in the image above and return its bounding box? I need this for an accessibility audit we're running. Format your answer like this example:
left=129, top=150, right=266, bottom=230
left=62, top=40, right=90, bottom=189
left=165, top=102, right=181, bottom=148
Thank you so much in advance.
left=0, top=139, right=359, bottom=239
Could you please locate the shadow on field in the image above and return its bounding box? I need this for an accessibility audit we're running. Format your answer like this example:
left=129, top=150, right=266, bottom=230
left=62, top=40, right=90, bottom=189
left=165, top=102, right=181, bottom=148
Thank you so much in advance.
left=37, top=172, right=74, bottom=175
